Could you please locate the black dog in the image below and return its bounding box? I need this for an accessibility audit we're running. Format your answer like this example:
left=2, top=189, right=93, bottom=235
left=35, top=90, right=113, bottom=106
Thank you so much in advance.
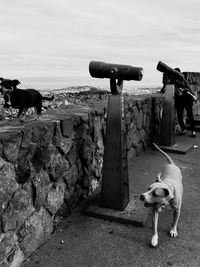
left=0, top=78, right=54, bottom=121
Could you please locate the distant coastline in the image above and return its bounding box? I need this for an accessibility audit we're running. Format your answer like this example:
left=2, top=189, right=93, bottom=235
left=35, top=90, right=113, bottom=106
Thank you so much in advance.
left=38, top=85, right=161, bottom=96
left=15, top=76, right=161, bottom=93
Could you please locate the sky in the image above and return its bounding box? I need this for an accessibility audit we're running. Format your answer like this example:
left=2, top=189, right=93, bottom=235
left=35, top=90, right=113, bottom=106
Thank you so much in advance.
left=1, top=0, right=200, bottom=89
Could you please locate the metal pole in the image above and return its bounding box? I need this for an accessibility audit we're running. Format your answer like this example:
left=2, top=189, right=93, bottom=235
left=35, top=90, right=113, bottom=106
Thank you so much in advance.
left=158, top=84, right=175, bottom=147
left=101, top=78, right=129, bottom=210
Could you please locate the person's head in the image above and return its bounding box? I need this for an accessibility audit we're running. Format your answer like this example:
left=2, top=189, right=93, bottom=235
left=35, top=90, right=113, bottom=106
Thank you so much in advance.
left=174, top=67, right=181, bottom=73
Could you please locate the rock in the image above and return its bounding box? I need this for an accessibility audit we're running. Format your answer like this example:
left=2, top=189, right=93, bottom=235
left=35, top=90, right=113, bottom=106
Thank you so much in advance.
left=66, top=144, right=77, bottom=165
left=140, top=128, right=146, bottom=142
left=132, top=129, right=140, bottom=148
left=45, top=182, right=66, bottom=215
left=0, top=232, right=24, bottom=267
left=0, top=157, right=19, bottom=214
left=136, top=110, right=143, bottom=130
left=18, top=207, right=53, bottom=257
left=63, top=164, right=79, bottom=187
left=127, top=124, right=137, bottom=149
left=93, top=116, right=104, bottom=153
left=74, top=122, right=89, bottom=138
left=60, top=117, right=75, bottom=138
left=53, top=122, right=74, bottom=155
left=31, top=145, right=45, bottom=173
left=16, top=148, right=33, bottom=184
left=80, top=136, right=94, bottom=168
left=92, top=157, right=103, bottom=178
left=20, top=127, right=33, bottom=149
left=8, top=245, right=24, bottom=267
left=1, top=131, right=22, bottom=163
left=32, top=170, right=51, bottom=209
left=64, top=187, right=75, bottom=205
left=132, top=105, right=139, bottom=120
left=2, top=184, right=35, bottom=232
left=64, top=186, right=81, bottom=208
left=59, top=138, right=74, bottom=155
left=45, top=145, right=70, bottom=182
left=31, top=121, right=54, bottom=147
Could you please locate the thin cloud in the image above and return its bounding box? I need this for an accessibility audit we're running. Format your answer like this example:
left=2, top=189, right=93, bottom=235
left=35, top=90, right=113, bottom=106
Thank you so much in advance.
left=0, top=0, right=200, bottom=88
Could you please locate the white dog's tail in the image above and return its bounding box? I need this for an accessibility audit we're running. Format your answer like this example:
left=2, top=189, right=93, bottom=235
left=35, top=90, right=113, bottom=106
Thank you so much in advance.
left=153, top=142, right=174, bottom=164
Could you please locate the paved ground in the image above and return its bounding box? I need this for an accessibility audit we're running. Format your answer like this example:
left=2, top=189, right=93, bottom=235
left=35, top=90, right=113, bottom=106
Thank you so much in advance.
left=23, top=133, right=200, bottom=267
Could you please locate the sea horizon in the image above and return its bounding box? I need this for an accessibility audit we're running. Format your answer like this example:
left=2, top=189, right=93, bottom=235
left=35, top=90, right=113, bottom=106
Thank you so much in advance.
left=15, top=76, right=161, bottom=94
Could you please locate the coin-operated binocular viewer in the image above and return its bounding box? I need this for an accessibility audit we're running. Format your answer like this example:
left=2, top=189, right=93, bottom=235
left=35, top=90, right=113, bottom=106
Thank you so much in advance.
left=157, top=61, right=186, bottom=83
left=156, top=61, right=187, bottom=148
left=89, top=61, right=143, bottom=210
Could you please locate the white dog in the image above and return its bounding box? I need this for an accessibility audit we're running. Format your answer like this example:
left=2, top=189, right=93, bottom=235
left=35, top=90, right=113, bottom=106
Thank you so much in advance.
left=140, top=143, right=183, bottom=247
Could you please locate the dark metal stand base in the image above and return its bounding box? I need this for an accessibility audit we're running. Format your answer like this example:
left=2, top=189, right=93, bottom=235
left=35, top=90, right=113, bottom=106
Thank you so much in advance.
left=159, top=142, right=193, bottom=154
left=84, top=193, right=148, bottom=227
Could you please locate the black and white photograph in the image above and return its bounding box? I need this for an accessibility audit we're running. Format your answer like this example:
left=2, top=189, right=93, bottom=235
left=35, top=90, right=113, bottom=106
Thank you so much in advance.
left=0, top=1, right=200, bottom=266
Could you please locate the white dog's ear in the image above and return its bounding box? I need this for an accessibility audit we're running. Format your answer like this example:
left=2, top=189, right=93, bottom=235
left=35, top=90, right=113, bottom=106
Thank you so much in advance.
left=156, top=172, right=162, bottom=182
left=160, top=188, right=174, bottom=199
left=163, top=188, right=174, bottom=201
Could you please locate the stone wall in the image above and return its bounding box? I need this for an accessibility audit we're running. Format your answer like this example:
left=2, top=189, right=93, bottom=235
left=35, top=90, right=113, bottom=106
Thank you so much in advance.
left=0, top=93, right=163, bottom=266
left=183, top=72, right=200, bottom=94
left=183, top=72, right=200, bottom=115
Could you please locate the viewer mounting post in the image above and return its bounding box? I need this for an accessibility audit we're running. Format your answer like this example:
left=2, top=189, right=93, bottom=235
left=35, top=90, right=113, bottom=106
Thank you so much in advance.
left=89, top=61, right=143, bottom=210
left=156, top=61, right=193, bottom=154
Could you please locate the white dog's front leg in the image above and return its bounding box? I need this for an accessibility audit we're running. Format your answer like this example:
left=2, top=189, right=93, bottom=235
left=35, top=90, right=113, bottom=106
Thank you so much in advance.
left=170, top=208, right=180, bottom=237
left=151, top=209, right=159, bottom=247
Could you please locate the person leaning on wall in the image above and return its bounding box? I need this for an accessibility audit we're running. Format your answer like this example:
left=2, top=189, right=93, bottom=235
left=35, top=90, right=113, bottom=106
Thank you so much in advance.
left=174, top=68, right=196, bottom=138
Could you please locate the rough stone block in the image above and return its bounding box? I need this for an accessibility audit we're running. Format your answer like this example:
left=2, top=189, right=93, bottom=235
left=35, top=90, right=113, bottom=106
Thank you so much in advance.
left=1, top=132, right=22, bottom=163
left=60, top=117, right=74, bottom=138
left=18, top=207, right=53, bottom=257
left=64, top=186, right=76, bottom=206
left=140, top=128, right=146, bottom=142
left=59, top=138, right=74, bottom=155
left=66, top=144, right=77, bottom=165
left=74, top=123, right=89, bottom=138
left=31, top=122, right=54, bottom=147
left=63, top=164, right=79, bottom=187
left=20, top=127, right=33, bottom=149
left=45, top=182, right=66, bottom=215
left=0, top=157, right=19, bottom=214
left=53, top=121, right=74, bottom=154
left=45, top=145, right=70, bottom=182
left=0, top=232, right=24, bottom=267
left=32, top=170, right=51, bottom=209
left=2, top=184, right=35, bottom=232
left=137, top=110, right=143, bottom=130
left=132, top=105, right=139, bottom=120
left=92, top=157, right=103, bottom=178
left=132, top=129, right=140, bottom=147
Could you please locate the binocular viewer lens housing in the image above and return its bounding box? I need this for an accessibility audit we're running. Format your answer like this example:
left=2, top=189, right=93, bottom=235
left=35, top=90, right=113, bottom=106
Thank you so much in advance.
left=156, top=61, right=185, bottom=80
left=89, top=61, right=143, bottom=81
